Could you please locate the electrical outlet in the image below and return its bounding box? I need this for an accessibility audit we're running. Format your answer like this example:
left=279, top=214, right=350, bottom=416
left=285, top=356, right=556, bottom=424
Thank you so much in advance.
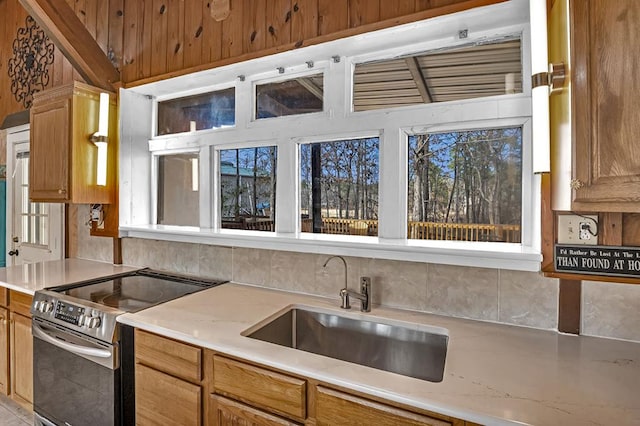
left=579, top=222, right=593, bottom=240
left=91, top=205, right=103, bottom=223
left=557, top=214, right=598, bottom=245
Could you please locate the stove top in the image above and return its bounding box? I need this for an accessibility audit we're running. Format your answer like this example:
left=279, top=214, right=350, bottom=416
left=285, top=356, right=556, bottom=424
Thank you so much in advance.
left=31, top=269, right=227, bottom=343
left=58, top=274, right=213, bottom=312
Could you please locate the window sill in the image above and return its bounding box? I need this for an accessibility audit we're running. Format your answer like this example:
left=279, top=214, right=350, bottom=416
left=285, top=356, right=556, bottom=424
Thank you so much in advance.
left=119, top=225, right=542, bottom=272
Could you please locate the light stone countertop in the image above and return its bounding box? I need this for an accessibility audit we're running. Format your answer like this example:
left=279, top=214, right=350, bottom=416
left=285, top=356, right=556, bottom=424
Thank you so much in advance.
left=0, top=258, right=139, bottom=295
left=117, top=283, right=640, bottom=426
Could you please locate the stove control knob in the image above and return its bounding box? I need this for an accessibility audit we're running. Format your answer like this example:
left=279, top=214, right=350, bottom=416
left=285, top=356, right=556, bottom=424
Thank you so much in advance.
left=39, top=301, right=54, bottom=313
left=33, top=301, right=42, bottom=312
left=78, top=315, right=87, bottom=327
left=86, top=316, right=102, bottom=329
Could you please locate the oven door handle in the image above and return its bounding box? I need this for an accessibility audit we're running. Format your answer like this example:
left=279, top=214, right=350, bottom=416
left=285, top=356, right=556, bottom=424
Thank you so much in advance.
left=33, top=323, right=112, bottom=358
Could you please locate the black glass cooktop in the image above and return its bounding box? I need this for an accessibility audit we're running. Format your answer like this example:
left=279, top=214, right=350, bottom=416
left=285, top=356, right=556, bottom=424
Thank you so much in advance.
left=54, top=270, right=225, bottom=313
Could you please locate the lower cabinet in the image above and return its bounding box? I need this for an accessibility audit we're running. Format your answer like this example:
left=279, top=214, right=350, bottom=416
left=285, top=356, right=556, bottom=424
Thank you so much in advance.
left=315, top=386, right=451, bottom=426
left=8, top=291, right=33, bottom=410
left=10, top=313, right=33, bottom=406
left=134, top=329, right=478, bottom=426
left=209, top=394, right=299, bottom=426
left=136, top=363, right=201, bottom=425
left=0, top=305, right=8, bottom=395
left=134, top=329, right=204, bottom=426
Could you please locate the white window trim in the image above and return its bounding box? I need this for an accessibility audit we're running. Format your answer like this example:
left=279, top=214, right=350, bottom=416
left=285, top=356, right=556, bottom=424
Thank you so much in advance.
left=119, top=0, right=542, bottom=271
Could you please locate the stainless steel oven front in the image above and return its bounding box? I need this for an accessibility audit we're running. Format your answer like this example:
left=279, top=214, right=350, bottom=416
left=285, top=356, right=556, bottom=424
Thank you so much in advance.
left=30, top=269, right=227, bottom=425
left=32, top=317, right=120, bottom=426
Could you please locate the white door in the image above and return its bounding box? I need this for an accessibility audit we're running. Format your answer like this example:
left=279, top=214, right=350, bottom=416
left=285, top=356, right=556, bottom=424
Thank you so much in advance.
left=6, top=126, right=64, bottom=265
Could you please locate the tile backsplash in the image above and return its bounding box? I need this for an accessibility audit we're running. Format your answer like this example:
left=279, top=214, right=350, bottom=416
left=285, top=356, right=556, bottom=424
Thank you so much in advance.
left=582, top=280, right=640, bottom=342
left=74, top=206, right=640, bottom=341
left=94, top=234, right=559, bottom=331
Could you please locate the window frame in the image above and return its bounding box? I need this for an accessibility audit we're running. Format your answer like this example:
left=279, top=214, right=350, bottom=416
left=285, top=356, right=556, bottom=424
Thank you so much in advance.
left=119, top=0, right=543, bottom=271
left=252, top=67, right=327, bottom=122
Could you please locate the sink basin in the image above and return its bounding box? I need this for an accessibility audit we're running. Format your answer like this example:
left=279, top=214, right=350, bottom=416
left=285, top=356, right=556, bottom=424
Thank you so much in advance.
left=244, top=306, right=448, bottom=382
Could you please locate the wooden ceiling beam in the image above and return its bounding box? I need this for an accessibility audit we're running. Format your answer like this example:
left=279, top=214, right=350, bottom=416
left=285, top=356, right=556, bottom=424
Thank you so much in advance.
left=19, top=0, right=120, bottom=91
left=405, top=57, right=432, bottom=103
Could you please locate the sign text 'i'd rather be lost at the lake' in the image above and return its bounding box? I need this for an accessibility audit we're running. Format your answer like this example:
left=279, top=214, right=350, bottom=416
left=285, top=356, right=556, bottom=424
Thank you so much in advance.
left=555, top=245, right=640, bottom=278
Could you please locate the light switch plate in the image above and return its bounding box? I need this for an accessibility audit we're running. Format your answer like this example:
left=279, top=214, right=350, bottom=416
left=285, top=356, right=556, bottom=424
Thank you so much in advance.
left=557, top=214, right=598, bottom=245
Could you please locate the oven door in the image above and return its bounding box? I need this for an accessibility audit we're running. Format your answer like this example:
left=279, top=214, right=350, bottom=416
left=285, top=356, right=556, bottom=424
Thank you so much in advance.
left=32, top=319, right=120, bottom=426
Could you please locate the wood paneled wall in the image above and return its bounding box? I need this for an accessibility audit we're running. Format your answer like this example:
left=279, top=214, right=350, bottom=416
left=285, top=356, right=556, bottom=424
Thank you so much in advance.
left=119, top=0, right=481, bottom=85
left=0, top=0, right=31, bottom=119
left=0, top=0, right=124, bottom=120
left=0, top=0, right=488, bottom=120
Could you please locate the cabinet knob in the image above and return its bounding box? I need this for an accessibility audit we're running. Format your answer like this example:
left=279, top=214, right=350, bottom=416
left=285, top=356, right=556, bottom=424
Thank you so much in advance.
left=570, top=179, right=584, bottom=190
left=58, top=189, right=66, bottom=194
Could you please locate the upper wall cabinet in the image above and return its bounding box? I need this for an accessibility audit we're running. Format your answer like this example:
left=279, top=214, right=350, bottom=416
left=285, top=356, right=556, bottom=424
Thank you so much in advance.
left=571, top=0, right=640, bottom=212
left=30, top=82, right=117, bottom=203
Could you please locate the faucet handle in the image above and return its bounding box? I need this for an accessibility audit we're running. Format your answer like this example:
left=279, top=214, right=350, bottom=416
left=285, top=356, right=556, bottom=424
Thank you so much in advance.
left=360, top=277, right=371, bottom=312
left=360, top=276, right=371, bottom=295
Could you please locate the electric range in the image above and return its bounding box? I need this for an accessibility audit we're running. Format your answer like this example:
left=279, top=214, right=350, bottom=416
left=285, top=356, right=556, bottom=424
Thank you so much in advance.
left=30, top=268, right=227, bottom=426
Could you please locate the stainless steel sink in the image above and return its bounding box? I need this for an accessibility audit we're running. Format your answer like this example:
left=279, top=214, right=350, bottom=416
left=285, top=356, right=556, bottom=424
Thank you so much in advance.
left=244, top=306, right=448, bottom=382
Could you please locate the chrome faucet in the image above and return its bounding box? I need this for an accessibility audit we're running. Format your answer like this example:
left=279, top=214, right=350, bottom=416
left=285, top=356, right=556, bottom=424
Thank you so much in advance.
left=340, top=277, right=371, bottom=312
left=322, top=255, right=371, bottom=312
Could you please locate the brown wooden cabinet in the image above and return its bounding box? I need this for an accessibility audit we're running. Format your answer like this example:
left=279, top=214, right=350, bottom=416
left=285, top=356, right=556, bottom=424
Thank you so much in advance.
left=212, top=355, right=306, bottom=423
left=134, top=329, right=476, bottom=426
left=136, top=363, right=202, bottom=425
left=29, top=81, right=117, bottom=204
left=0, top=304, right=9, bottom=396
left=6, top=290, right=34, bottom=410
left=209, top=395, right=299, bottom=426
left=134, top=329, right=205, bottom=426
left=10, top=312, right=32, bottom=408
left=570, top=0, right=640, bottom=212
left=315, top=386, right=451, bottom=426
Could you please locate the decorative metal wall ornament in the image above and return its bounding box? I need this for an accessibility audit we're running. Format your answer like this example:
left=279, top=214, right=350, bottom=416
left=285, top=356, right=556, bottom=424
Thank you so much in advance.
left=7, top=16, right=55, bottom=109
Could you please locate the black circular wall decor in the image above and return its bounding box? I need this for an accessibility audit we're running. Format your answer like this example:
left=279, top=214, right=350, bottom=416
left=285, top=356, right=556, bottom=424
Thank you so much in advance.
left=8, top=16, right=55, bottom=109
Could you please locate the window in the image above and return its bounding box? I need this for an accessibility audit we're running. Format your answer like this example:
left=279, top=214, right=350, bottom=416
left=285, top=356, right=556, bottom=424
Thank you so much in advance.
left=256, top=73, right=323, bottom=119
left=121, top=0, right=541, bottom=271
left=408, top=127, right=522, bottom=243
left=300, top=138, right=379, bottom=236
left=157, top=88, right=235, bottom=136
left=157, top=153, right=199, bottom=226
left=220, top=147, right=277, bottom=232
left=353, top=38, right=522, bottom=112
left=17, top=154, right=48, bottom=246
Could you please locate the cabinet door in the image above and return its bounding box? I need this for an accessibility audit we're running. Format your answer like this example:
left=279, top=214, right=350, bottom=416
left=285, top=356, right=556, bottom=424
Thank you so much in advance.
left=315, top=386, right=451, bottom=426
left=213, top=355, right=306, bottom=422
left=10, top=312, right=33, bottom=407
left=30, top=98, right=70, bottom=201
left=209, top=394, right=300, bottom=426
left=571, top=0, right=640, bottom=212
left=135, top=363, right=201, bottom=426
left=0, top=307, right=8, bottom=395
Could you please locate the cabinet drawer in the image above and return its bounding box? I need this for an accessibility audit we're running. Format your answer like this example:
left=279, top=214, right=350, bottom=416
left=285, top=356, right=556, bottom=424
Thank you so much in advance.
left=135, top=329, right=202, bottom=383
left=136, top=363, right=201, bottom=426
left=9, top=291, right=33, bottom=318
left=315, top=386, right=451, bottom=426
left=210, top=394, right=301, bottom=426
left=213, top=355, right=306, bottom=421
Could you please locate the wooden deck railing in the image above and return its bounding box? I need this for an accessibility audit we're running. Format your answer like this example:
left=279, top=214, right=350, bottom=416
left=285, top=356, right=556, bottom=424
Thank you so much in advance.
left=302, top=218, right=520, bottom=242
left=222, top=218, right=274, bottom=231
left=226, top=217, right=520, bottom=242
left=407, top=221, right=521, bottom=243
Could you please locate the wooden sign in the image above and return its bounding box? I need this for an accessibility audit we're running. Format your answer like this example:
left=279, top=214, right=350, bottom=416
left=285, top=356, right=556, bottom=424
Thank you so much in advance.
left=555, top=244, right=640, bottom=278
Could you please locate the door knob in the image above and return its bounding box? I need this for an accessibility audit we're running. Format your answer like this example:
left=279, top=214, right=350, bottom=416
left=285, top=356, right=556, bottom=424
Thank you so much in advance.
left=8, top=250, right=19, bottom=256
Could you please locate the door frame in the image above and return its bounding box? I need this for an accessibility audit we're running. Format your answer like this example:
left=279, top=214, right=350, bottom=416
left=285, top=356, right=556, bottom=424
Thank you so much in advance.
left=6, top=124, right=64, bottom=265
